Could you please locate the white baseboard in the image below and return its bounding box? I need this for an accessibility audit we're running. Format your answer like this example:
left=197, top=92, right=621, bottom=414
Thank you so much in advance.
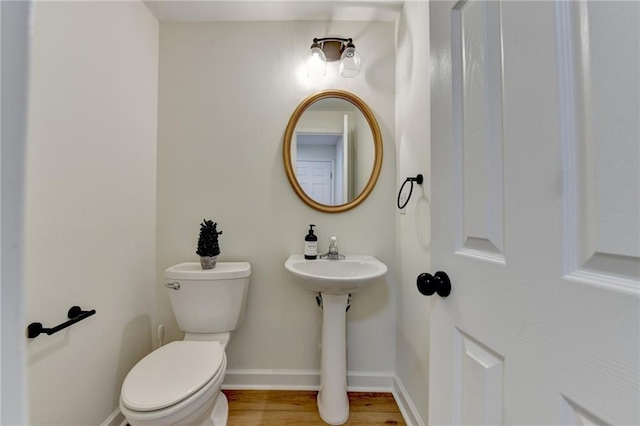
left=221, top=368, right=319, bottom=390
left=101, top=407, right=126, bottom=426
left=392, top=375, right=425, bottom=426
left=221, top=368, right=394, bottom=392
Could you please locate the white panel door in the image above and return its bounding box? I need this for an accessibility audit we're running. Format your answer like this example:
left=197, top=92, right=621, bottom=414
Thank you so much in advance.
left=296, top=160, right=333, bottom=205
left=429, top=1, right=639, bottom=425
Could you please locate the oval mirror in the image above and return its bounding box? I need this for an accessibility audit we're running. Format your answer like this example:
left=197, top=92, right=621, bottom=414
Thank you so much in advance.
left=283, top=90, right=383, bottom=213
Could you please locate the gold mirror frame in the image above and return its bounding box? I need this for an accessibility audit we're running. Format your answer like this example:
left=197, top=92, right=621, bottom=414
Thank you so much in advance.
left=283, top=90, right=383, bottom=213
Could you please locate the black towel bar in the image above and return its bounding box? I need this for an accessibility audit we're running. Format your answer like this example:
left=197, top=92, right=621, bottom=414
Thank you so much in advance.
left=26, top=306, right=96, bottom=339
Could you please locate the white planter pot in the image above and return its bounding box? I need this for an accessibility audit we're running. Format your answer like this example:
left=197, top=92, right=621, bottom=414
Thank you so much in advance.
left=199, top=255, right=218, bottom=269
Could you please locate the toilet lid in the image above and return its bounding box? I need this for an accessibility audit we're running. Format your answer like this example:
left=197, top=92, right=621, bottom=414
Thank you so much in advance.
left=121, top=341, right=224, bottom=412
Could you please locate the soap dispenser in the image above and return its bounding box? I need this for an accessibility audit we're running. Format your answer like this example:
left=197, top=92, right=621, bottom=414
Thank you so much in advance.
left=304, top=224, right=318, bottom=259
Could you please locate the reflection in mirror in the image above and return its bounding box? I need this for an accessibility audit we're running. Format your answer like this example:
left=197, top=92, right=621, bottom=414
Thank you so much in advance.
left=292, top=98, right=374, bottom=205
left=284, top=91, right=382, bottom=213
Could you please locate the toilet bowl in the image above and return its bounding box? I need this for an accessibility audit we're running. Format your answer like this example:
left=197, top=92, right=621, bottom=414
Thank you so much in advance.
left=119, top=262, right=251, bottom=426
left=120, top=341, right=227, bottom=426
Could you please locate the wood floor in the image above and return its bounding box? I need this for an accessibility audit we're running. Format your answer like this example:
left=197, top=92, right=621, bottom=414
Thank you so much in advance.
left=223, top=390, right=406, bottom=425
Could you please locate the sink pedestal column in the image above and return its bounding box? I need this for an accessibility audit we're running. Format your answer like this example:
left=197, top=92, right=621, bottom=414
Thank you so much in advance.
left=317, top=293, right=350, bottom=425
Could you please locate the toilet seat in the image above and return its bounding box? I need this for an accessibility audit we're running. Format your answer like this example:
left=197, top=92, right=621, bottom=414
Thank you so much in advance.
left=121, top=341, right=224, bottom=412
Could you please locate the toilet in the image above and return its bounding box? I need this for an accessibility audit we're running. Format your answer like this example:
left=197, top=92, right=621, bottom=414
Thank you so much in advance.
left=119, top=261, right=251, bottom=426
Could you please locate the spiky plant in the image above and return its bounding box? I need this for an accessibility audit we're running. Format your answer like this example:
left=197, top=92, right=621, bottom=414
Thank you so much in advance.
left=196, top=219, right=222, bottom=257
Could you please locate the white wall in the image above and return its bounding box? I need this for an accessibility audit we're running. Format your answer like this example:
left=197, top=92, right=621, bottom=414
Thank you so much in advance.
left=298, top=144, right=336, bottom=161
left=157, top=21, right=397, bottom=384
left=24, top=2, right=158, bottom=424
left=395, top=1, right=431, bottom=423
left=1, top=1, right=30, bottom=423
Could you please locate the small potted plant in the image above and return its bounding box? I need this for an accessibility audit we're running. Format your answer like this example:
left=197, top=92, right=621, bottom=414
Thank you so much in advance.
left=196, top=219, right=222, bottom=269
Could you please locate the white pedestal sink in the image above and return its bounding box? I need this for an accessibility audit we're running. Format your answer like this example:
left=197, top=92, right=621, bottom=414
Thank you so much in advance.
left=284, top=254, right=388, bottom=425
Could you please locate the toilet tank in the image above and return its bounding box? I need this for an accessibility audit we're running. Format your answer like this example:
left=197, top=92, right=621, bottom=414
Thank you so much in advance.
left=164, top=262, right=251, bottom=333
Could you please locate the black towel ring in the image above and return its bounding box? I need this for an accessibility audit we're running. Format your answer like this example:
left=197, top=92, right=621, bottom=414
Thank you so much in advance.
left=397, top=174, right=423, bottom=209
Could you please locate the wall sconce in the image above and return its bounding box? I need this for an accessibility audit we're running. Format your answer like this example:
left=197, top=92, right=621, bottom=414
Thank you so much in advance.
left=306, top=37, right=361, bottom=78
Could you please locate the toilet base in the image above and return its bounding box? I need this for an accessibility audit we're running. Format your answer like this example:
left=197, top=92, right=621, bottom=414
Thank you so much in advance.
left=124, top=392, right=228, bottom=426
left=210, top=392, right=228, bottom=426
left=188, top=391, right=228, bottom=426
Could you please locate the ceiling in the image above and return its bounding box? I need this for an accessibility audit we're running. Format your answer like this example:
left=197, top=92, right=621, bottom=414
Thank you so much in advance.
left=144, top=0, right=404, bottom=22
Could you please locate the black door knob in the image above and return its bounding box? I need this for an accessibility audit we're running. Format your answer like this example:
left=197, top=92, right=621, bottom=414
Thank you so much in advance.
left=417, top=271, right=451, bottom=297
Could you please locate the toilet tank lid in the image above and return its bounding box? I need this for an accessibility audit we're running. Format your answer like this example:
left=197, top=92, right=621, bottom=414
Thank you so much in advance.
left=165, top=262, right=251, bottom=280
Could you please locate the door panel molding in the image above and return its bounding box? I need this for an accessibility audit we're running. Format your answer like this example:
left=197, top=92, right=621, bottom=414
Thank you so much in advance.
left=561, top=395, right=609, bottom=426
left=452, top=0, right=506, bottom=265
left=453, top=328, right=504, bottom=425
left=557, top=0, right=640, bottom=291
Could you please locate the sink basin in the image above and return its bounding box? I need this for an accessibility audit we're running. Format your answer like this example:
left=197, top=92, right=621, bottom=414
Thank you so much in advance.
left=285, top=254, right=387, bottom=295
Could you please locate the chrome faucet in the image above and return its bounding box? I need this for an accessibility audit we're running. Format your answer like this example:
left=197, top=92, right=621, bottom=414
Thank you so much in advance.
left=320, top=236, right=345, bottom=260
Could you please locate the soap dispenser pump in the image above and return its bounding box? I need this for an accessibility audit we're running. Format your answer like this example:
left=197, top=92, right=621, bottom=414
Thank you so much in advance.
left=304, top=224, right=318, bottom=259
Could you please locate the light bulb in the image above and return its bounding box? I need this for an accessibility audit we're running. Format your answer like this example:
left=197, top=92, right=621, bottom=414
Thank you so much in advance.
left=339, top=45, right=361, bottom=78
left=307, top=45, right=327, bottom=78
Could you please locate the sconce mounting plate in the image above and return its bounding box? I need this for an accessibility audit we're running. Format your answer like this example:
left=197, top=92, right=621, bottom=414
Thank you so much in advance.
left=321, top=40, right=343, bottom=61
